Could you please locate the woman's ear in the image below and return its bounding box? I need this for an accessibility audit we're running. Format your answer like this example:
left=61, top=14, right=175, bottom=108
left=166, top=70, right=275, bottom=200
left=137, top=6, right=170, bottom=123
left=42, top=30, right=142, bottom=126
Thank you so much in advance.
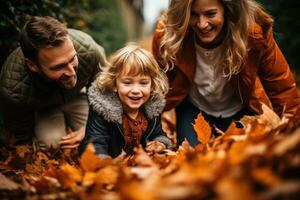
left=25, top=58, right=40, bottom=72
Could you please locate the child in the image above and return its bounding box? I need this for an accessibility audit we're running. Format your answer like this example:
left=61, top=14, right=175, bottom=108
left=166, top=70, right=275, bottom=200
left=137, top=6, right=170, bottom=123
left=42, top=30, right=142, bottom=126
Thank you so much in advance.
left=79, top=44, right=172, bottom=158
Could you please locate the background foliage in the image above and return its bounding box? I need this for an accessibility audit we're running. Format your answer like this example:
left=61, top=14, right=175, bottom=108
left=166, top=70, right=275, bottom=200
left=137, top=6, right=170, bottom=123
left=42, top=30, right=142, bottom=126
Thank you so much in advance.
left=0, top=0, right=128, bottom=68
left=257, top=0, right=300, bottom=74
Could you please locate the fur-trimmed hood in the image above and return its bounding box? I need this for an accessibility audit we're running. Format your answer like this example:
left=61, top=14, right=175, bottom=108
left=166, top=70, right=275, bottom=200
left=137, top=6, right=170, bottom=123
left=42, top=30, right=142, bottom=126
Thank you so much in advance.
left=88, top=81, right=166, bottom=124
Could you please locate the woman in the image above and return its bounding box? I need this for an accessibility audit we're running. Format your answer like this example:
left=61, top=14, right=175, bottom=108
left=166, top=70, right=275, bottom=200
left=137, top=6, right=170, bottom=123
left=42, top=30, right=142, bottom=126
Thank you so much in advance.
left=152, top=0, right=300, bottom=146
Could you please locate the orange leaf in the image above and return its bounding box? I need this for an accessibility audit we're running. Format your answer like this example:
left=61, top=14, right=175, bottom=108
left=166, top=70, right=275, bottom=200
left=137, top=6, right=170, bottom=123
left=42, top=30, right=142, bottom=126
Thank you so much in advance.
left=79, top=143, right=113, bottom=172
left=228, top=141, right=248, bottom=165
left=225, top=122, right=244, bottom=136
left=251, top=167, right=281, bottom=187
left=193, top=113, right=212, bottom=145
left=57, top=163, right=82, bottom=191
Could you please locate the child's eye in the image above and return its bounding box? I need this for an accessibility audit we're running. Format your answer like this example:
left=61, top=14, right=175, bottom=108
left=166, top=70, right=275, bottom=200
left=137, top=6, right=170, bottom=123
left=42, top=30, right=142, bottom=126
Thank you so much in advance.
left=140, top=80, right=150, bottom=85
left=122, top=80, right=131, bottom=84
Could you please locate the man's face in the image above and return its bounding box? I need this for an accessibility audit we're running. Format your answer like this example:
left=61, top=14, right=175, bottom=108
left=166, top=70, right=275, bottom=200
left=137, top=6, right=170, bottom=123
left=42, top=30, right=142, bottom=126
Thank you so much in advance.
left=32, top=36, right=79, bottom=89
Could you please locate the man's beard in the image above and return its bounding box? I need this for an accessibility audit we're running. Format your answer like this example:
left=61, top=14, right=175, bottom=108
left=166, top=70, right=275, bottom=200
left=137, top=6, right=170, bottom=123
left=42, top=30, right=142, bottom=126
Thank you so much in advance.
left=37, top=70, right=77, bottom=90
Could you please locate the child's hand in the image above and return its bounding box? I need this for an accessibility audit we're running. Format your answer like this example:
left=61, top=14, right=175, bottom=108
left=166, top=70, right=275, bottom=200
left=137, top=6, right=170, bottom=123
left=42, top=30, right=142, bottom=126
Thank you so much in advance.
left=145, top=141, right=166, bottom=153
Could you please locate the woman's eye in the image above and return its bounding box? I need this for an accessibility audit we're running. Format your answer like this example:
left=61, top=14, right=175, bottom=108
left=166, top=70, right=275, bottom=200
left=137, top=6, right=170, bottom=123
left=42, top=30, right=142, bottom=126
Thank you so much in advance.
left=206, top=12, right=216, bottom=17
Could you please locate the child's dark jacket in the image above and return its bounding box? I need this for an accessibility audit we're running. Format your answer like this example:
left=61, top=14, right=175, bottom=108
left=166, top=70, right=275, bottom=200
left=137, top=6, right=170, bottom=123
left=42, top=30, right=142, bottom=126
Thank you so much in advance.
left=79, top=82, right=172, bottom=158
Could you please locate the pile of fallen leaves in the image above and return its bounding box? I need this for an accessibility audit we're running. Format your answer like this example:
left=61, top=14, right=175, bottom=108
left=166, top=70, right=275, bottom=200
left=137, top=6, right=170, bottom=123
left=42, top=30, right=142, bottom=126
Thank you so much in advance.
left=1, top=105, right=300, bottom=200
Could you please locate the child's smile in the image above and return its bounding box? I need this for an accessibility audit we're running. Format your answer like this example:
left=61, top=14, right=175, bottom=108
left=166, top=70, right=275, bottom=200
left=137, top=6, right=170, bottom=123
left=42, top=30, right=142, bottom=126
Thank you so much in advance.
left=116, top=74, right=152, bottom=118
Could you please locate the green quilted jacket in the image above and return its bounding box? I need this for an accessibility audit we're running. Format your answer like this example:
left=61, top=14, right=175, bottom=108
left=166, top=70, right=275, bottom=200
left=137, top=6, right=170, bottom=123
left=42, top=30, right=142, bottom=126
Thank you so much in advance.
left=0, top=29, right=106, bottom=142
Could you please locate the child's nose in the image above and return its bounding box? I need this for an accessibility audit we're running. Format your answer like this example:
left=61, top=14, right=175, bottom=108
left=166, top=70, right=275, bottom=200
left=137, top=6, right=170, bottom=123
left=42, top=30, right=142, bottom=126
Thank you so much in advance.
left=131, top=84, right=140, bottom=93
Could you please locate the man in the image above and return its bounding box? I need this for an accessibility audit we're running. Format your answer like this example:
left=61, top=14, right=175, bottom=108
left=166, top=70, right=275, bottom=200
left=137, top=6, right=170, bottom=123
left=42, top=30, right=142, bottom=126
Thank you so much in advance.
left=0, top=16, right=106, bottom=149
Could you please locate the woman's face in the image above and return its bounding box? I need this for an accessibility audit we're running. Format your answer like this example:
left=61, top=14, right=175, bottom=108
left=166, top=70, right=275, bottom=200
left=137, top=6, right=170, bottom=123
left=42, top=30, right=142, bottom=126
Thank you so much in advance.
left=189, top=0, right=225, bottom=47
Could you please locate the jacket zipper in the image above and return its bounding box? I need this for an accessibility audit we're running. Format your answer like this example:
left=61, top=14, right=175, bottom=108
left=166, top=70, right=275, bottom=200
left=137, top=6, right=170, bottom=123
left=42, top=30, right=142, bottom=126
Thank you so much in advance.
left=144, top=118, right=157, bottom=142
left=116, top=124, right=127, bottom=148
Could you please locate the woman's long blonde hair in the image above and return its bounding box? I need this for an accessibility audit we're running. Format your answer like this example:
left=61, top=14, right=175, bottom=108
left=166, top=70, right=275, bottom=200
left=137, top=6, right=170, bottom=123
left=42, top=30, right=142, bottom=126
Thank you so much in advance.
left=96, top=43, right=169, bottom=99
left=158, top=0, right=273, bottom=77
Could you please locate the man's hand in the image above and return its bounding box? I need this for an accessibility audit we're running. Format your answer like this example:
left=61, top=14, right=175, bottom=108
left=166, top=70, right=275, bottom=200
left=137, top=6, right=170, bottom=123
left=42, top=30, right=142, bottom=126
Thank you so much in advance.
left=59, top=127, right=85, bottom=149
left=145, top=140, right=166, bottom=153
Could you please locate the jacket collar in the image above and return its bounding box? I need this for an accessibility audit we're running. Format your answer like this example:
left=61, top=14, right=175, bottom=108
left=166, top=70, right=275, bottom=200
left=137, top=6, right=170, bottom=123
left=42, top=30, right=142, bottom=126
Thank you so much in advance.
left=88, top=81, right=166, bottom=124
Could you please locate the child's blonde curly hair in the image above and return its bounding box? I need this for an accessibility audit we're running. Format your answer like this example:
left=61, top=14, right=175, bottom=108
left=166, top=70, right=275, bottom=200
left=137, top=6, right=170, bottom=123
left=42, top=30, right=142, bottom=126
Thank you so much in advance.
left=96, top=43, right=169, bottom=99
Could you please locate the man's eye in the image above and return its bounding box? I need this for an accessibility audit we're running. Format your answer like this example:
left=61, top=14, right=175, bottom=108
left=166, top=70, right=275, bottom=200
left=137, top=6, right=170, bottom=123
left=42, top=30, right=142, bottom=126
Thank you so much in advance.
left=70, top=55, right=77, bottom=63
left=51, top=65, right=64, bottom=71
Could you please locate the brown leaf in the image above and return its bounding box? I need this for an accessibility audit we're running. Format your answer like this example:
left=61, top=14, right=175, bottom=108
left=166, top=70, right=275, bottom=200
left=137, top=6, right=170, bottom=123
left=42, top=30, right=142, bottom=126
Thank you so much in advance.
left=193, top=113, right=212, bottom=144
left=32, top=176, right=60, bottom=192
left=16, top=145, right=31, bottom=158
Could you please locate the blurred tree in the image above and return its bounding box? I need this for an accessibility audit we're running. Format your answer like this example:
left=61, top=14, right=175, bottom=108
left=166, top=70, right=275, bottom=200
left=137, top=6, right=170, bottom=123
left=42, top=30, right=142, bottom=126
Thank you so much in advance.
left=257, top=0, right=300, bottom=74
left=69, top=0, right=128, bottom=55
left=0, top=0, right=127, bottom=68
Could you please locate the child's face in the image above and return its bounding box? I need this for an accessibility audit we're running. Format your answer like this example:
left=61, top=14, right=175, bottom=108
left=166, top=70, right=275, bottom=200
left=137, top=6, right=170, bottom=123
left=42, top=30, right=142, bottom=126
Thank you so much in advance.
left=116, top=73, right=152, bottom=115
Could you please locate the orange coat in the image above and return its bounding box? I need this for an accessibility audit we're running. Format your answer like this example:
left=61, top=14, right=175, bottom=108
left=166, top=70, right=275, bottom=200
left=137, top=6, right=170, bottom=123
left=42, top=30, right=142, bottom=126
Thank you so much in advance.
left=152, top=22, right=300, bottom=118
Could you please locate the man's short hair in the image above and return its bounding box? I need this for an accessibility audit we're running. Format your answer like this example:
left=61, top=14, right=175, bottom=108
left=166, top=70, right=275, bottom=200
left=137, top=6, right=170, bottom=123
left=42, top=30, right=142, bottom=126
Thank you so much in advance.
left=19, top=16, right=68, bottom=64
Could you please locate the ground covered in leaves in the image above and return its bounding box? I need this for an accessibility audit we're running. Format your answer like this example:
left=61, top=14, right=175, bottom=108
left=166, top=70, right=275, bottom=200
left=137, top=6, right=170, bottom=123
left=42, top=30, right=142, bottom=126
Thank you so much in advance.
left=0, top=105, right=300, bottom=200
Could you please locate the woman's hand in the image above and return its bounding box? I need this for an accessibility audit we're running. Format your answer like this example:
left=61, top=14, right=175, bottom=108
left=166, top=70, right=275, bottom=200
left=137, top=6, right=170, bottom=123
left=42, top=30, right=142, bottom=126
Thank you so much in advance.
left=145, top=140, right=166, bottom=153
left=59, top=127, right=85, bottom=149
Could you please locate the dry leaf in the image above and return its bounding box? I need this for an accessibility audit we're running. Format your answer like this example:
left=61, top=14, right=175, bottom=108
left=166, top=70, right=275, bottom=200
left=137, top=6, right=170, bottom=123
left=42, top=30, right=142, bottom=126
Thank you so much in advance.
left=251, top=167, right=281, bottom=187
left=0, top=173, right=20, bottom=190
left=259, top=103, right=281, bottom=129
left=216, top=175, right=260, bottom=200
left=79, top=143, right=113, bottom=172
left=56, top=163, right=82, bottom=191
left=193, top=113, right=212, bottom=144
left=273, top=127, right=300, bottom=156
